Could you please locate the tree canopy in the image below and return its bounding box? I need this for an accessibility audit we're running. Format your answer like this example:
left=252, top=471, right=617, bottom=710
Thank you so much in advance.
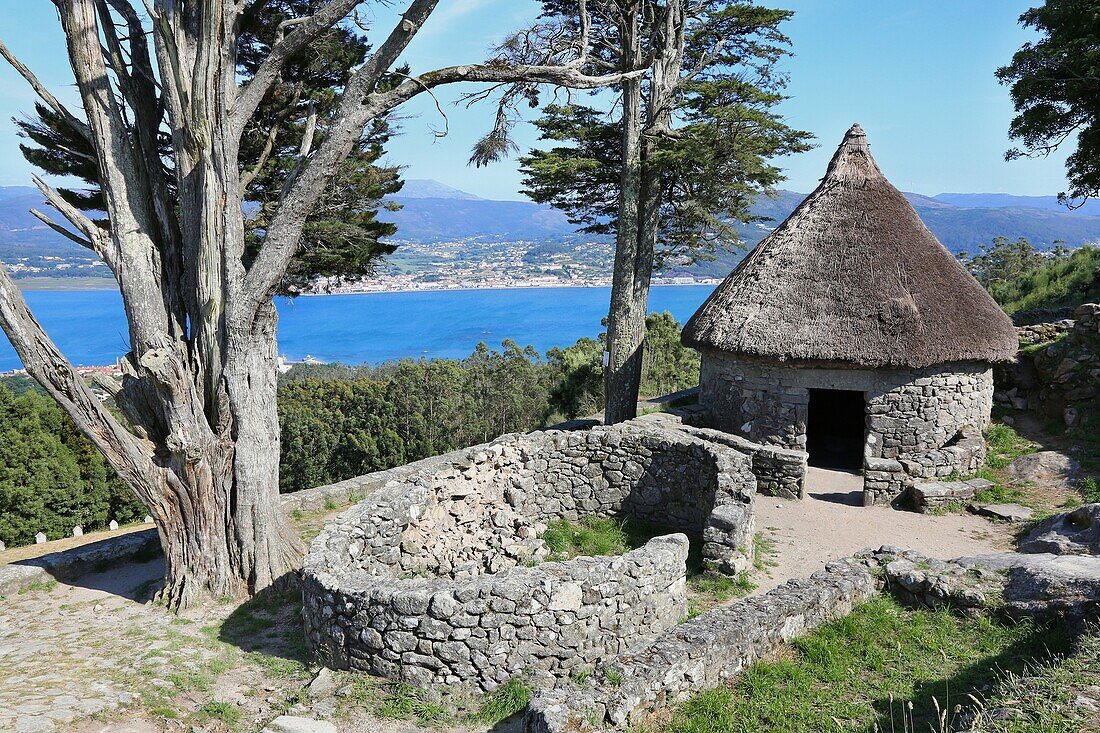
left=520, top=2, right=812, bottom=266
left=998, top=0, right=1100, bottom=207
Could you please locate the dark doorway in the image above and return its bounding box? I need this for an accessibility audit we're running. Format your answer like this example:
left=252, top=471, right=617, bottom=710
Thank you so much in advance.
left=806, top=389, right=865, bottom=470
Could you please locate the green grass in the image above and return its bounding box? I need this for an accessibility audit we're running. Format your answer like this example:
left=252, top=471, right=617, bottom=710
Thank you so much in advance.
left=471, top=677, right=534, bottom=724
left=686, top=570, right=756, bottom=618
left=372, top=681, right=450, bottom=725
left=969, top=628, right=1100, bottom=732
left=197, top=700, right=241, bottom=726
left=984, top=423, right=1037, bottom=471
left=974, top=482, right=1027, bottom=505
left=19, top=579, right=58, bottom=594
left=542, top=516, right=669, bottom=561
left=753, top=533, right=777, bottom=572
left=1080, top=476, right=1100, bottom=503
left=658, top=596, right=1072, bottom=733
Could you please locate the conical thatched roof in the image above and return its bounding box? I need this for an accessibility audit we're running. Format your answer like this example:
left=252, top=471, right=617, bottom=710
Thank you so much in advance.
left=682, top=124, right=1018, bottom=368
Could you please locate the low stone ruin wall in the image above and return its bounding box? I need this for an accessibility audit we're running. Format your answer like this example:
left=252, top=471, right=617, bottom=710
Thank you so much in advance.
left=897, top=424, right=986, bottom=481
left=525, top=556, right=878, bottom=732
left=525, top=536, right=1100, bottom=732
left=303, top=419, right=757, bottom=690
left=995, top=302, right=1100, bottom=422
left=305, top=535, right=688, bottom=690
left=653, top=410, right=807, bottom=501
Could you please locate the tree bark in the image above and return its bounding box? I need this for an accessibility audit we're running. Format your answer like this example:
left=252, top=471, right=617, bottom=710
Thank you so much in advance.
left=603, top=0, right=684, bottom=425
left=0, top=0, right=659, bottom=609
left=604, top=3, right=646, bottom=425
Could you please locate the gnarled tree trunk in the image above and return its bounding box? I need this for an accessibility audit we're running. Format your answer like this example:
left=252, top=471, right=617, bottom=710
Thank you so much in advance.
left=0, top=0, right=661, bottom=609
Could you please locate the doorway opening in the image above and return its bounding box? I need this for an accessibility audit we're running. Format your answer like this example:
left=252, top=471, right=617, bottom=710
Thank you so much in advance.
left=806, top=388, right=866, bottom=471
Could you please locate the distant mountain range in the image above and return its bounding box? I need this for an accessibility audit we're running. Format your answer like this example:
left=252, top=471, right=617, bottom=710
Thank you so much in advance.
left=388, top=179, right=1100, bottom=254
left=3, top=179, right=1100, bottom=280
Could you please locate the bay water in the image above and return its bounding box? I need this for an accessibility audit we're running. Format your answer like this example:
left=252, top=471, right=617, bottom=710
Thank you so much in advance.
left=0, top=285, right=715, bottom=371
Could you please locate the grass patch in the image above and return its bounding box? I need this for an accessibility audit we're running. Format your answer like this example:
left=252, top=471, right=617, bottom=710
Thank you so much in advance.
left=373, top=681, right=450, bottom=725
left=19, top=579, right=58, bottom=594
left=472, top=677, right=534, bottom=724
left=660, top=595, right=1072, bottom=733
left=542, top=516, right=667, bottom=561
left=686, top=570, right=756, bottom=618
left=197, top=700, right=241, bottom=726
left=967, top=627, right=1100, bottom=732
left=973, top=482, right=1027, bottom=505
left=543, top=517, right=630, bottom=560
left=752, top=533, right=777, bottom=572
left=984, top=423, right=1037, bottom=471
left=1080, top=476, right=1100, bottom=503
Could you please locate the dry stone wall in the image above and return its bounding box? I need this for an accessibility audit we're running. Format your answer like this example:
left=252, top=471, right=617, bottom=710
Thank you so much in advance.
left=697, top=352, right=994, bottom=504
left=303, top=420, right=757, bottom=690
left=996, top=303, right=1100, bottom=422
left=525, top=555, right=879, bottom=733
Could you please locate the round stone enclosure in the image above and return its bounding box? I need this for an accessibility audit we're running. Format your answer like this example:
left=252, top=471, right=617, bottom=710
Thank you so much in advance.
left=302, top=421, right=757, bottom=690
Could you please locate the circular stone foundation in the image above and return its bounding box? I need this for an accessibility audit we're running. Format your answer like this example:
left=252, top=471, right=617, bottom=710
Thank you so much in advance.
left=302, top=420, right=756, bottom=690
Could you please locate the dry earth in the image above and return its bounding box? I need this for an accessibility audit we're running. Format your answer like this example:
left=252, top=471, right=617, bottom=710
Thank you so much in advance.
left=751, top=467, right=1014, bottom=593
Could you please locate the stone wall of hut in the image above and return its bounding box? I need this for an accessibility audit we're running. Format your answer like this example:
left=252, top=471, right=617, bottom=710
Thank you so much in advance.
left=697, top=353, right=994, bottom=504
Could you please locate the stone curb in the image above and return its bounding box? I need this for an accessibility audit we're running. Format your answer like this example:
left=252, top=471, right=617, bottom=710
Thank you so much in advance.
left=0, top=529, right=160, bottom=597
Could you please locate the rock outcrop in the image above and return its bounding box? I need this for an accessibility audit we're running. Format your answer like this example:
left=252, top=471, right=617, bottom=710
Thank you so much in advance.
left=1020, top=504, right=1100, bottom=555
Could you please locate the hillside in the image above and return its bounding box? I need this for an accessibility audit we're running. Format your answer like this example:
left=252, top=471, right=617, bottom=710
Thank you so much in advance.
left=4, top=180, right=1100, bottom=281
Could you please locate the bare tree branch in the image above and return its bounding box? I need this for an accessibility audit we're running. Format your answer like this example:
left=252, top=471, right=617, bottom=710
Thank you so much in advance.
left=0, top=264, right=160, bottom=503
left=29, top=209, right=94, bottom=249
left=231, top=0, right=363, bottom=138
left=0, top=38, right=91, bottom=140
left=30, top=175, right=119, bottom=273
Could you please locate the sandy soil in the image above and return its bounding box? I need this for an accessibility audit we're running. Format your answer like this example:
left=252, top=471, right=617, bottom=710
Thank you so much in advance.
left=750, top=467, right=1013, bottom=594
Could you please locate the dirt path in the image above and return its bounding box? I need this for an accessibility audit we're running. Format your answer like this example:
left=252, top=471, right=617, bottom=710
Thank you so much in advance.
left=750, top=467, right=1014, bottom=594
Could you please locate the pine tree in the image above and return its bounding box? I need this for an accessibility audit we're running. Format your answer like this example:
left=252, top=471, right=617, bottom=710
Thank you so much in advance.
left=518, top=1, right=811, bottom=422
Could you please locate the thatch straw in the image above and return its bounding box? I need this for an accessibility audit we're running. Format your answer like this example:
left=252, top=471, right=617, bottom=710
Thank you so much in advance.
left=682, top=124, right=1018, bottom=368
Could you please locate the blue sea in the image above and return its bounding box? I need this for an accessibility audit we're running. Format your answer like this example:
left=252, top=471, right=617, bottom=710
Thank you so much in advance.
left=0, top=285, right=716, bottom=371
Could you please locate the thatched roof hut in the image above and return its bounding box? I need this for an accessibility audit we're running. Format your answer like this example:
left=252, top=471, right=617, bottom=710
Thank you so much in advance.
left=682, top=124, right=1018, bottom=369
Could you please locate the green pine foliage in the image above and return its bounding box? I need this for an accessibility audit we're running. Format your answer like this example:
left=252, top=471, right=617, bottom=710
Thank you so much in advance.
left=520, top=3, right=813, bottom=267
left=0, top=383, right=144, bottom=547
left=998, top=0, right=1100, bottom=205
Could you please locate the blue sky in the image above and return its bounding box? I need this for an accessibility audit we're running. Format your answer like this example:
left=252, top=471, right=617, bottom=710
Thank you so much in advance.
left=0, top=1, right=1072, bottom=201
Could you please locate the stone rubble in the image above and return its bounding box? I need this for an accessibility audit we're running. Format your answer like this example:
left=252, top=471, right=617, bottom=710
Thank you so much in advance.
left=969, top=503, right=1034, bottom=523
left=909, top=477, right=995, bottom=512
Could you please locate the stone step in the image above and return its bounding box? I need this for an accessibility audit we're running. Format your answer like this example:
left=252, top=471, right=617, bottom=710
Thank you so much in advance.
left=909, top=477, right=995, bottom=512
